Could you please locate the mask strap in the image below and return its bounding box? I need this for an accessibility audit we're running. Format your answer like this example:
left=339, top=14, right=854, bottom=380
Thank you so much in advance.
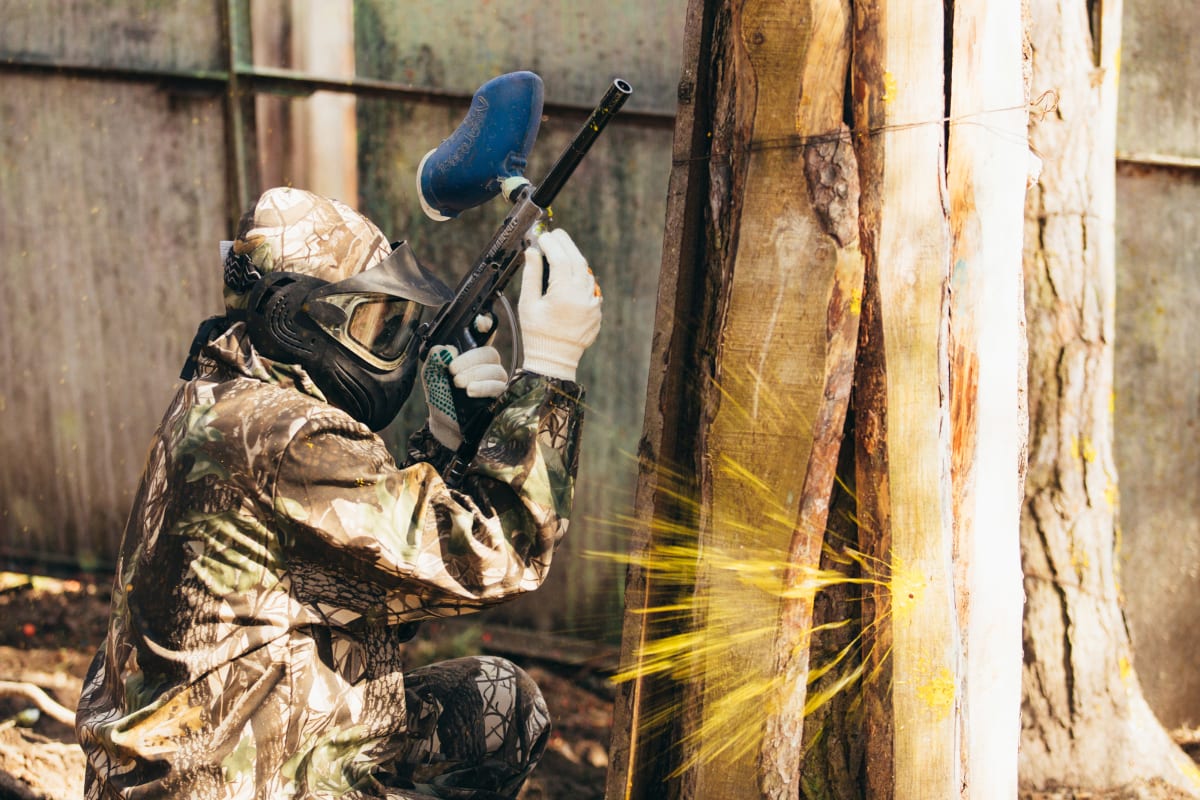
left=180, top=315, right=237, bottom=380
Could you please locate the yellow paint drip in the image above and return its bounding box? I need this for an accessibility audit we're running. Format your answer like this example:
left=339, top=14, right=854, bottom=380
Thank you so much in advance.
left=1118, top=655, right=1133, bottom=684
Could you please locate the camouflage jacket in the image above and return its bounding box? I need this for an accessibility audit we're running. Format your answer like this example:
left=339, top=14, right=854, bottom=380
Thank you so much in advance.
left=76, top=322, right=584, bottom=798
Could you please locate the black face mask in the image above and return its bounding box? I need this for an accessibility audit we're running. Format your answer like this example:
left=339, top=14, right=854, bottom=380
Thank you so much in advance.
left=236, top=242, right=452, bottom=431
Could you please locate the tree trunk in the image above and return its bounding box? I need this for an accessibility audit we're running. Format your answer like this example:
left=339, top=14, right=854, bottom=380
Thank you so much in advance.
left=1019, top=0, right=1200, bottom=795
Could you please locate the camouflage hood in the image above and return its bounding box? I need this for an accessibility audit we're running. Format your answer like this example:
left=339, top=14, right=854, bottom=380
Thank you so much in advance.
left=223, top=187, right=393, bottom=311
left=190, top=319, right=330, bottom=405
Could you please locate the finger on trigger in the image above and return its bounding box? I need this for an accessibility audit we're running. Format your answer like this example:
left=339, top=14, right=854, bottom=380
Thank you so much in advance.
left=520, top=244, right=545, bottom=298
left=538, top=229, right=583, bottom=279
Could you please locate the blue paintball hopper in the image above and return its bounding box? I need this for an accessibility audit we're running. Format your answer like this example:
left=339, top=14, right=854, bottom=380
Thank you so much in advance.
left=417, top=71, right=545, bottom=221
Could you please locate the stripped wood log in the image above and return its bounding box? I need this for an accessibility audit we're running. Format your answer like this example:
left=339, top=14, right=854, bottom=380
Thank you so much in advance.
left=851, top=1, right=959, bottom=798
left=945, top=2, right=1030, bottom=798
left=756, top=0, right=863, bottom=796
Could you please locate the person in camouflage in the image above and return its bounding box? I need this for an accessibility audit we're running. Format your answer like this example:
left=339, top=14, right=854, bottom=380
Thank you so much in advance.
left=75, top=187, right=602, bottom=799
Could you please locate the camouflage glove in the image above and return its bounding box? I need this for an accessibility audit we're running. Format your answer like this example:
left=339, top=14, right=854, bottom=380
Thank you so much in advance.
left=518, top=229, right=602, bottom=381
left=422, top=345, right=509, bottom=449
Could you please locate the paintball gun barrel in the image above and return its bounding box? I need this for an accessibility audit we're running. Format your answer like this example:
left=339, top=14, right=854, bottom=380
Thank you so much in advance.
left=416, top=77, right=632, bottom=485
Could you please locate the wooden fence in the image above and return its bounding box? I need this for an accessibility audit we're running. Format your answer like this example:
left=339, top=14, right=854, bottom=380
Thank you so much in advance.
left=0, top=0, right=685, bottom=641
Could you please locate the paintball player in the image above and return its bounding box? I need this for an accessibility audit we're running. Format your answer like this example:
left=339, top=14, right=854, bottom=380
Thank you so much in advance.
left=75, top=186, right=602, bottom=799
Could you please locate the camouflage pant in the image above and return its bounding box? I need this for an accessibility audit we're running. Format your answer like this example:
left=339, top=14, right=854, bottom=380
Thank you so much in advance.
left=374, top=656, right=551, bottom=800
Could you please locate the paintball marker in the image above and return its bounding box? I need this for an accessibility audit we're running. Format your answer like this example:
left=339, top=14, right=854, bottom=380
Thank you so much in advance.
left=413, top=72, right=632, bottom=485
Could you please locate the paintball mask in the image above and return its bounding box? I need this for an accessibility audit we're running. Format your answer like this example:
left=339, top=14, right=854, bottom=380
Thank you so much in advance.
left=210, top=187, right=452, bottom=431
left=232, top=240, right=453, bottom=431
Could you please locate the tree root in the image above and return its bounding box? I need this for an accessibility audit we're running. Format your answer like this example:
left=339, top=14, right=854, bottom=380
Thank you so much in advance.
left=0, top=682, right=75, bottom=728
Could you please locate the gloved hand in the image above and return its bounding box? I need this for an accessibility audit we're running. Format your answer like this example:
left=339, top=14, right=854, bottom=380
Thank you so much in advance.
left=518, top=229, right=602, bottom=381
left=422, top=345, right=508, bottom=449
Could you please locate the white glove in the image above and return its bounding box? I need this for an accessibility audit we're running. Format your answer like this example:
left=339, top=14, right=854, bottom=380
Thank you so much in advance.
left=518, top=229, right=603, bottom=381
left=421, top=345, right=508, bottom=449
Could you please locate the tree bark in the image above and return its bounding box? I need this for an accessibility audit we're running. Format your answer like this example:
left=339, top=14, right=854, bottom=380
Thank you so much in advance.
left=1019, top=0, right=1200, bottom=795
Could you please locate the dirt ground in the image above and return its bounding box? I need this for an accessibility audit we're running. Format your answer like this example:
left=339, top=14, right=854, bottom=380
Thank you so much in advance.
left=0, top=573, right=614, bottom=800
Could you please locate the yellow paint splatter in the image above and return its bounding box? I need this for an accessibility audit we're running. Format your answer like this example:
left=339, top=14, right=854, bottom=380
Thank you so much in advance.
left=891, top=556, right=925, bottom=619
left=1179, top=751, right=1200, bottom=789
left=882, top=72, right=898, bottom=103
left=850, top=288, right=863, bottom=316
left=1118, top=655, right=1132, bottom=684
left=1104, top=478, right=1118, bottom=509
left=916, top=665, right=956, bottom=720
left=1070, top=542, right=1091, bottom=576
left=1081, top=438, right=1097, bottom=463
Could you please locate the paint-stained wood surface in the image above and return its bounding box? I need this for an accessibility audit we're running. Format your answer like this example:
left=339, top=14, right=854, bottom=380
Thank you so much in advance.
left=607, top=0, right=863, bottom=796
left=353, top=0, right=683, bottom=112
left=1114, top=164, right=1200, bottom=729
left=0, top=0, right=223, bottom=71
left=851, top=1, right=959, bottom=797
left=945, top=2, right=1029, bottom=797
left=753, top=1, right=863, bottom=797
left=1117, top=0, right=1199, bottom=161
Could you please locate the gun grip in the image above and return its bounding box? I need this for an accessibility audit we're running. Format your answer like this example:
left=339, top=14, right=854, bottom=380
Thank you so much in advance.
left=447, top=321, right=496, bottom=447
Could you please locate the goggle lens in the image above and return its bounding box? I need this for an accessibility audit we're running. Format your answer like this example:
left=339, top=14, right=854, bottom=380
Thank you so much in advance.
left=314, top=293, right=421, bottom=368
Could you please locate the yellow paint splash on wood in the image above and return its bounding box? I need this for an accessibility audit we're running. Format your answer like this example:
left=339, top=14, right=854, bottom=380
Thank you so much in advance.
left=882, top=72, right=898, bottom=102
left=916, top=665, right=956, bottom=720
left=891, top=556, right=925, bottom=619
left=1068, top=435, right=1096, bottom=463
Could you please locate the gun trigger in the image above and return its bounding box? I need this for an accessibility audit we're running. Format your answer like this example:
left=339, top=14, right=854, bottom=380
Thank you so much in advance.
left=473, top=313, right=495, bottom=335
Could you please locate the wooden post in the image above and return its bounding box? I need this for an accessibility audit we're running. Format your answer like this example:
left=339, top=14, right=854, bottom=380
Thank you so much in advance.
left=685, top=0, right=864, bottom=792
left=946, top=2, right=1029, bottom=797
left=607, top=0, right=862, bottom=796
left=609, top=0, right=1032, bottom=797
left=851, top=2, right=959, bottom=798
